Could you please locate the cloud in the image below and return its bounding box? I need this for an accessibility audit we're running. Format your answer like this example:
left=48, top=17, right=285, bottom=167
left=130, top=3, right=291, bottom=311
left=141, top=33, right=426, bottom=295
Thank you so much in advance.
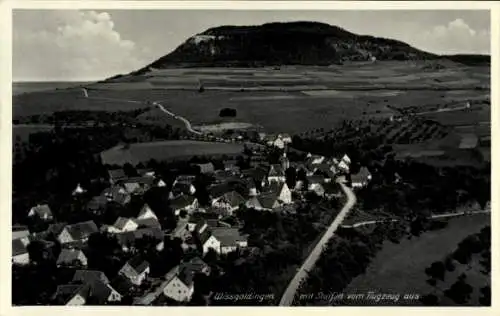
left=13, top=10, right=149, bottom=81
left=416, top=18, right=490, bottom=55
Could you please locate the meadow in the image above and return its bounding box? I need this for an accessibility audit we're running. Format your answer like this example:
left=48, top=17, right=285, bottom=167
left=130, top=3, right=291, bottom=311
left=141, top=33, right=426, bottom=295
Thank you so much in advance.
left=343, top=213, right=490, bottom=306
left=100, top=140, right=247, bottom=166
left=13, top=61, right=490, bottom=136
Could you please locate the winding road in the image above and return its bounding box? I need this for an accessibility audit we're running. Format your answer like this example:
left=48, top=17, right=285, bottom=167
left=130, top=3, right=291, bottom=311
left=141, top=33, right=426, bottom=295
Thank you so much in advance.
left=81, top=88, right=202, bottom=135
left=279, top=181, right=357, bottom=306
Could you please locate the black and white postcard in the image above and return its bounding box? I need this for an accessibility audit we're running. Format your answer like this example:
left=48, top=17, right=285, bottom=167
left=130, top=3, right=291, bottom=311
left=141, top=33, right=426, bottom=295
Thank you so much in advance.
left=1, top=1, right=497, bottom=314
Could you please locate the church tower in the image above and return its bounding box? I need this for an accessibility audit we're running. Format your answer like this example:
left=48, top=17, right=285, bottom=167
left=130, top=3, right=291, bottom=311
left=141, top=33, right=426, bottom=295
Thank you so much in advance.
left=280, top=151, right=290, bottom=171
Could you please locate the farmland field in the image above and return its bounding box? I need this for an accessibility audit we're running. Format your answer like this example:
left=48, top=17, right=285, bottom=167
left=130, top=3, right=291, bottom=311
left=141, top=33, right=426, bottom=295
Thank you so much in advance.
left=13, top=61, right=490, bottom=135
left=100, top=140, right=247, bottom=166
left=343, top=214, right=490, bottom=306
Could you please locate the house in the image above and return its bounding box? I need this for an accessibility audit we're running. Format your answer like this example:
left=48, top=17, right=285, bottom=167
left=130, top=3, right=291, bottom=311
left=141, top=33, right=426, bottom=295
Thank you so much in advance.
left=280, top=133, right=292, bottom=144
left=137, top=203, right=158, bottom=220
left=182, top=256, right=211, bottom=276
left=170, top=195, right=198, bottom=216
left=52, top=284, right=90, bottom=305
left=57, top=220, right=99, bottom=245
left=223, top=160, right=240, bottom=173
left=267, top=164, right=286, bottom=183
left=323, top=182, right=342, bottom=199
left=119, top=256, right=150, bottom=286
left=266, top=135, right=285, bottom=149
left=72, top=183, right=86, bottom=196
left=116, top=227, right=164, bottom=252
left=267, top=181, right=292, bottom=204
left=211, top=191, right=245, bottom=215
left=279, top=152, right=290, bottom=171
left=12, top=238, right=30, bottom=265
left=211, top=227, right=248, bottom=255
left=87, top=195, right=108, bottom=213
left=137, top=168, right=155, bottom=178
left=213, top=170, right=236, bottom=183
left=200, top=230, right=221, bottom=255
left=108, top=217, right=139, bottom=233
left=307, top=175, right=326, bottom=196
left=194, top=162, right=215, bottom=174
left=134, top=217, right=161, bottom=230
left=173, top=174, right=196, bottom=186
left=161, top=265, right=194, bottom=302
left=102, top=186, right=131, bottom=205
left=12, top=225, right=30, bottom=241
left=172, top=181, right=197, bottom=196
left=351, top=167, right=372, bottom=188
left=108, top=169, right=127, bottom=185
left=28, top=204, right=53, bottom=221
left=110, top=275, right=135, bottom=297
left=338, top=160, right=350, bottom=173
left=241, top=177, right=258, bottom=197
left=245, top=193, right=281, bottom=211
left=73, top=269, right=110, bottom=285
left=57, top=248, right=88, bottom=267
left=72, top=270, right=122, bottom=304
left=341, top=154, right=352, bottom=165
left=308, top=155, right=325, bottom=165
left=122, top=177, right=154, bottom=195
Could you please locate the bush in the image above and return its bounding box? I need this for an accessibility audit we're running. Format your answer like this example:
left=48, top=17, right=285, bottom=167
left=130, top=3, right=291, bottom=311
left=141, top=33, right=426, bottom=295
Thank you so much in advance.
left=219, top=108, right=237, bottom=118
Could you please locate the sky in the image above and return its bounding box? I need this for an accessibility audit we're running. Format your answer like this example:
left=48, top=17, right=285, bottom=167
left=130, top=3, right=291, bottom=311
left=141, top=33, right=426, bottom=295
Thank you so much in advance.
left=13, top=10, right=491, bottom=81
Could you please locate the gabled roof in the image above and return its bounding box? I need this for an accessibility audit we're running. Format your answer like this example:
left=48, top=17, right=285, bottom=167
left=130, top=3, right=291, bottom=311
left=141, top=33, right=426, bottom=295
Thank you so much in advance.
left=52, top=284, right=90, bottom=304
left=126, top=256, right=150, bottom=275
left=172, top=182, right=195, bottom=195
left=174, top=174, right=196, bottom=184
left=12, top=238, right=28, bottom=256
left=116, top=227, right=163, bottom=247
left=57, top=249, right=86, bottom=265
left=211, top=227, right=248, bottom=247
left=217, top=191, right=245, bottom=207
left=63, top=221, right=99, bottom=240
left=137, top=204, right=157, bottom=218
left=268, top=181, right=288, bottom=195
left=73, top=270, right=109, bottom=284
left=110, top=275, right=135, bottom=296
left=258, top=193, right=280, bottom=209
left=177, top=266, right=195, bottom=287
left=113, top=217, right=135, bottom=230
left=170, top=194, right=196, bottom=210
left=268, top=164, right=284, bottom=177
left=351, top=166, right=372, bottom=183
left=87, top=195, right=108, bottom=211
left=133, top=217, right=161, bottom=229
left=29, top=204, right=52, bottom=218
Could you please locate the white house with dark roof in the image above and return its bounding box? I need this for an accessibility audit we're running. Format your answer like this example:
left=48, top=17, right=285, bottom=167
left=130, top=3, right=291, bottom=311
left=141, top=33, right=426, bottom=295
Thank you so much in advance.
left=161, top=265, right=195, bottom=302
left=245, top=193, right=281, bottom=211
left=57, top=220, right=99, bottom=245
left=71, top=270, right=122, bottom=304
left=57, top=248, right=88, bottom=267
left=267, top=164, right=286, bottom=183
left=170, top=195, right=198, bottom=216
left=137, top=204, right=158, bottom=220
left=211, top=227, right=248, bottom=255
left=268, top=181, right=292, bottom=204
left=108, top=217, right=139, bottom=233
left=119, top=256, right=150, bottom=286
left=52, top=284, right=90, bottom=305
left=211, top=191, right=246, bottom=215
left=351, top=167, right=372, bottom=188
left=28, top=204, right=53, bottom=221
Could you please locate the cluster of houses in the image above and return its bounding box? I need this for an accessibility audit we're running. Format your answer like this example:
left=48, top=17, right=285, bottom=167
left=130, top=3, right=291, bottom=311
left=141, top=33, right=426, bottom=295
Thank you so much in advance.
left=12, top=139, right=373, bottom=305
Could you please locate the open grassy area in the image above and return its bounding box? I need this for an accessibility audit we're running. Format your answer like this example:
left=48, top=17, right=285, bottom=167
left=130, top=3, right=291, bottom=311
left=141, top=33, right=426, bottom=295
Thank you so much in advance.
left=343, top=213, right=490, bottom=306
left=100, top=140, right=247, bottom=166
left=13, top=62, right=489, bottom=135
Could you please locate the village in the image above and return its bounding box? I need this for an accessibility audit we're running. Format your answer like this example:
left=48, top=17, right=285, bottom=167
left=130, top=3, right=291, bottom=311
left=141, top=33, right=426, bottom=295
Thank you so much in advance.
left=12, top=132, right=372, bottom=306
